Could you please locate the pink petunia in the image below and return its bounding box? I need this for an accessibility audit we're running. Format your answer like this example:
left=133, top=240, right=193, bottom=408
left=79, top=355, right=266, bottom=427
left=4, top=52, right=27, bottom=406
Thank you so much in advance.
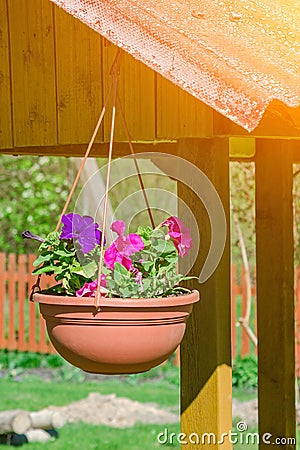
left=104, top=220, right=144, bottom=270
left=162, top=216, right=192, bottom=257
left=131, top=267, right=143, bottom=286
left=76, top=275, right=107, bottom=297
left=104, top=245, right=132, bottom=271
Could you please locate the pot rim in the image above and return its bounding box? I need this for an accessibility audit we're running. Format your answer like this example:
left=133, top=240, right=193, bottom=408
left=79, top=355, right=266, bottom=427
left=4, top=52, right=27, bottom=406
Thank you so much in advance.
left=33, top=289, right=200, bottom=307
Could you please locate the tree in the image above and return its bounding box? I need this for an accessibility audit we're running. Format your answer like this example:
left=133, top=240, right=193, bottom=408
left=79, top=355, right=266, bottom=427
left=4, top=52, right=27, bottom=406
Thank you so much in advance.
left=0, top=155, right=75, bottom=253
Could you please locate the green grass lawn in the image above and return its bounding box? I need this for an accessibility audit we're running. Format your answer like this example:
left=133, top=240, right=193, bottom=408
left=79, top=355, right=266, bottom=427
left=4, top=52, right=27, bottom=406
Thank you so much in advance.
left=0, top=375, right=259, bottom=450
left=0, top=375, right=179, bottom=410
left=0, top=364, right=297, bottom=450
left=0, top=370, right=181, bottom=449
left=6, top=422, right=180, bottom=450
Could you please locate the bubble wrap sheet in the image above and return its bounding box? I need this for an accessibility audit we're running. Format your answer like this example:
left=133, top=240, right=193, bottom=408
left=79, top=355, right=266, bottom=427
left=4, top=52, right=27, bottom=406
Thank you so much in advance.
left=50, top=0, right=300, bottom=131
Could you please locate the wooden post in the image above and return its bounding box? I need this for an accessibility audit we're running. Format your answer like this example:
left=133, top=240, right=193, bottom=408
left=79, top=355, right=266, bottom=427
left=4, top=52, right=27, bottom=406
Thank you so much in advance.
left=241, top=267, right=250, bottom=357
left=178, top=138, right=232, bottom=449
left=17, top=254, right=27, bottom=351
left=7, top=253, right=16, bottom=350
left=255, top=140, right=295, bottom=448
left=0, top=253, right=6, bottom=349
left=295, top=268, right=300, bottom=378
left=231, top=264, right=237, bottom=359
left=28, top=255, right=38, bottom=353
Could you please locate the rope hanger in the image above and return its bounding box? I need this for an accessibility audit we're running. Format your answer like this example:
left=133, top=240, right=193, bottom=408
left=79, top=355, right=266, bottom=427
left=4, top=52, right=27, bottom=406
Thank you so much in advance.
left=54, top=48, right=155, bottom=311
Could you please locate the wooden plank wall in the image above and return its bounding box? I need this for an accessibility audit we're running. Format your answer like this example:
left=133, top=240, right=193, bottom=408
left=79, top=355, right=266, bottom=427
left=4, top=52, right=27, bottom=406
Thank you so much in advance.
left=54, top=7, right=103, bottom=144
left=0, top=0, right=213, bottom=152
left=0, top=0, right=12, bottom=148
left=156, top=75, right=213, bottom=139
left=1, top=0, right=300, bottom=153
left=7, top=0, right=57, bottom=147
left=103, top=45, right=156, bottom=142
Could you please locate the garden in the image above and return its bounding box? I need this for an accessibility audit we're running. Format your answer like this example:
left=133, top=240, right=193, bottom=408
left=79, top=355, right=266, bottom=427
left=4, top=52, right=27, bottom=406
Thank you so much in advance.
left=0, top=154, right=270, bottom=449
left=0, top=349, right=259, bottom=449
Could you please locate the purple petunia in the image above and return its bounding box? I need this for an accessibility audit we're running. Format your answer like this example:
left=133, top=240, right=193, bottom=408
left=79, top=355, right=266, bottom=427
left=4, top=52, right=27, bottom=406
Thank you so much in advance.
left=104, top=220, right=144, bottom=270
left=21, top=230, right=45, bottom=243
left=60, top=213, right=104, bottom=254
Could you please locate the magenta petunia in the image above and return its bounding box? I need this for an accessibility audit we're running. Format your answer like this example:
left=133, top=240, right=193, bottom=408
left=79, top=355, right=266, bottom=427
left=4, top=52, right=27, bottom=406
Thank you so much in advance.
left=104, top=245, right=132, bottom=271
left=162, top=216, right=192, bottom=257
left=60, top=213, right=104, bottom=254
left=76, top=275, right=107, bottom=297
left=104, top=220, right=144, bottom=270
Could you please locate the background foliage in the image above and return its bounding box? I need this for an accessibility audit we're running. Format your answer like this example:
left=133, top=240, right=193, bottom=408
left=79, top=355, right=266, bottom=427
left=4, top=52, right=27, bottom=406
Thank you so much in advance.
left=0, top=155, right=75, bottom=254
left=1, top=155, right=300, bottom=270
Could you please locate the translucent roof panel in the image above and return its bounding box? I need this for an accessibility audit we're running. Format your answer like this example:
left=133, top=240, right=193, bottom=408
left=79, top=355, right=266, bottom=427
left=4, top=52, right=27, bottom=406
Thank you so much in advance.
left=50, top=0, right=300, bottom=131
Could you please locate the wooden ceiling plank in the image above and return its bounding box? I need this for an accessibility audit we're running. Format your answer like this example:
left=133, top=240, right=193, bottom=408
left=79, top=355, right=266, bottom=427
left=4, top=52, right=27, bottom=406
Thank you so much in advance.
left=0, top=0, right=13, bottom=149
left=7, top=0, right=57, bottom=147
left=54, top=5, right=103, bottom=145
left=156, top=74, right=213, bottom=139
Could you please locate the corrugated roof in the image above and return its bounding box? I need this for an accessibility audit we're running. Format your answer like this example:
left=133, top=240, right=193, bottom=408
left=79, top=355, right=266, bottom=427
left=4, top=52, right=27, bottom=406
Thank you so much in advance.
left=50, top=0, right=300, bottom=131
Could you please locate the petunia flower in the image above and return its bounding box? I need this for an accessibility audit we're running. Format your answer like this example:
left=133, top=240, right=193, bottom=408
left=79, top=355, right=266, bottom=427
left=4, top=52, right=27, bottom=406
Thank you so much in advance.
left=104, top=220, right=144, bottom=270
left=76, top=275, right=107, bottom=297
left=22, top=230, right=45, bottom=243
left=60, top=213, right=104, bottom=254
left=131, top=267, right=143, bottom=286
left=104, top=245, right=132, bottom=271
left=162, top=216, right=192, bottom=257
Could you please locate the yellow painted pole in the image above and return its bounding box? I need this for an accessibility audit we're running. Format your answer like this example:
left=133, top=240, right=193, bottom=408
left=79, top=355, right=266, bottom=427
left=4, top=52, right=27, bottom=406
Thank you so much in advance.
left=178, top=138, right=232, bottom=449
left=255, top=140, right=296, bottom=449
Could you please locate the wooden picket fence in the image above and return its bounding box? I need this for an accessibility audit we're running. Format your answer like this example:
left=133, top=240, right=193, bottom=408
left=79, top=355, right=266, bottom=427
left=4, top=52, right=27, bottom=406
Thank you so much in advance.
left=1, top=253, right=300, bottom=372
left=0, top=253, right=55, bottom=354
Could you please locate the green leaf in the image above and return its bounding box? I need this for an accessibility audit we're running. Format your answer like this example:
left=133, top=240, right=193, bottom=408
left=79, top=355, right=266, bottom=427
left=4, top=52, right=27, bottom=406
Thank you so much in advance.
left=114, top=270, right=126, bottom=285
left=142, top=278, right=152, bottom=291
left=152, top=238, right=169, bottom=254
left=140, top=261, right=154, bottom=271
left=150, top=229, right=165, bottom=239
left=55, top=249, right=76, bottom=257
left=81, top=260, right=98, bottom=278
left=32, top=265, right=56, bottom=275
left=114, top=262, right=130, bottom=276
left=33, top=253, right=53, bottom=267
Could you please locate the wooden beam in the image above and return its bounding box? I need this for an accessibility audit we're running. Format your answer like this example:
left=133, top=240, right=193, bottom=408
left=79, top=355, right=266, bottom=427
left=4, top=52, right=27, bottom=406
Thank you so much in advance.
left=255, top=140, right=296, bottom=449
left=178, top=138, right=232, bottom=449
left=0, top=141, right=178, bottom=157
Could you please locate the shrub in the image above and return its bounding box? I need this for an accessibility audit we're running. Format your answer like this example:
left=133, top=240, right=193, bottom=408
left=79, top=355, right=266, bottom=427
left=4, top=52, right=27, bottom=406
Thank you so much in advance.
left=232, top=355, right=258, bottom=389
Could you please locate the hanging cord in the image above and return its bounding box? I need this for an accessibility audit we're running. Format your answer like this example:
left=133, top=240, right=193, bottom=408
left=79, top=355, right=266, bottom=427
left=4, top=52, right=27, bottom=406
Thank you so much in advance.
left=54, top=49, right=122, bottom=232
left=116, top=92, right=155, bottom=229
left=30, top=49, right=122, bottom=302
left=94, top=71, right=119, bottom=311
left=29, top=80, right=114, bottom=300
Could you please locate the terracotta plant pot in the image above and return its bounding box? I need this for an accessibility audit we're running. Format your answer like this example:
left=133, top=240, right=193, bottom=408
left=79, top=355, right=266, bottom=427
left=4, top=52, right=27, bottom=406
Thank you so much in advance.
left=33, top=290, right=199, bottom=374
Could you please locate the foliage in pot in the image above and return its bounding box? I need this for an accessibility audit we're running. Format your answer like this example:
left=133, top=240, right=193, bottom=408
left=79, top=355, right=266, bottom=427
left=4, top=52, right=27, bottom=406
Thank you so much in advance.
left=23, top=213, right=199, bottom=374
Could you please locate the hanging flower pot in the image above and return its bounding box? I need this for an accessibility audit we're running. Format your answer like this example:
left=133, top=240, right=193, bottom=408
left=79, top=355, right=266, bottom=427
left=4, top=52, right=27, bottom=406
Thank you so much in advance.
left=25, top=213, right=199, bottom=374
left=23, top=54, right=200, bottom=375
left=33, top=290, right=199, bottom=374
